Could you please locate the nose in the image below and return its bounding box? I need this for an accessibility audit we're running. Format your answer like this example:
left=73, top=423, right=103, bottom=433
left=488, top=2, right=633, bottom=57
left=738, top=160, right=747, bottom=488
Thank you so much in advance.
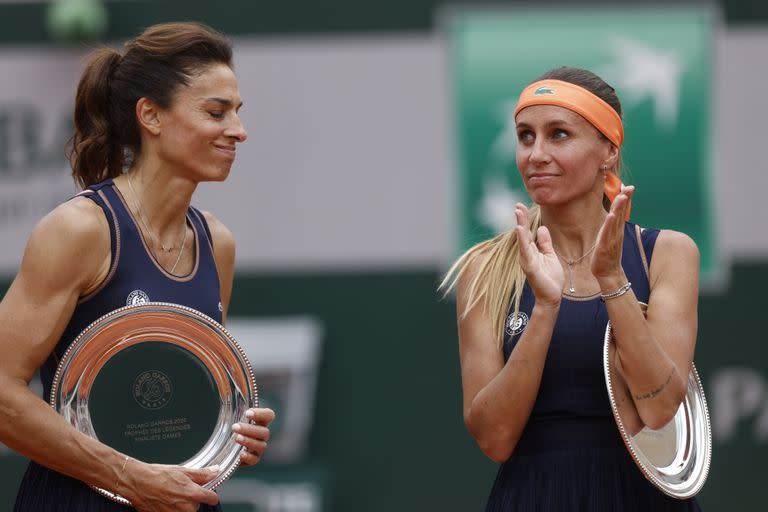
left=528, top=138, right=550, bottom=165
left=226, top=115, right=248, bottom=143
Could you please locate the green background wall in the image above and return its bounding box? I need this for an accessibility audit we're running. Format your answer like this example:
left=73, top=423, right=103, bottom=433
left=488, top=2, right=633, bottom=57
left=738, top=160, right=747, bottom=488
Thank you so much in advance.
left=0, top=1, right=766, bottom=510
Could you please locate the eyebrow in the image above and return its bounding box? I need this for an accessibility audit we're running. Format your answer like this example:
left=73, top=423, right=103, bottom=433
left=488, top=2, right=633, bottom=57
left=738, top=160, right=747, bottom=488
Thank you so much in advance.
left=516, top=119, right=571, bottom=130
left=203, top=97, right=244, bottom=110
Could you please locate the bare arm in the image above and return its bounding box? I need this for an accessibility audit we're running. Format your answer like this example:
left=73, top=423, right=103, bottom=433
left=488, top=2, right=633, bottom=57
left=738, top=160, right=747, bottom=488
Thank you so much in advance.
left=201, top=210, right=275, bottom=467
left=591, top=186, right=698, bottom=429
left=0, top=198, right=123, bottom=483
left=0, top=198, right=219, bottom=511
left=458, top=204, right=564, bottom=462
left=599, top=231, right=698, bottom=429
left=459, top=287, right=559, bottom=462
left=201, top=210, right=235, bottom=323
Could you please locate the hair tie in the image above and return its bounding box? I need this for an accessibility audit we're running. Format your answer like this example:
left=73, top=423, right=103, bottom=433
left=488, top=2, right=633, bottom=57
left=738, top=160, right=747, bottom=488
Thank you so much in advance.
left=604, top=171, right=631, bottom=221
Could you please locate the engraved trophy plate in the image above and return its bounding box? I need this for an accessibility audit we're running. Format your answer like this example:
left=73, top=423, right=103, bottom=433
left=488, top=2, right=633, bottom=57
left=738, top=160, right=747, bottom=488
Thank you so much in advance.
left=603, top=303, right=712, bottom=499
left=50, top=303, right=258, bottom=506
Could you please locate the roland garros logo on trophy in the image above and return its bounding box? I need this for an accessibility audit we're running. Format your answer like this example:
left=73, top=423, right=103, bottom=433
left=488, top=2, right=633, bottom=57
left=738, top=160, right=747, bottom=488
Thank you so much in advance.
left=133, top=370, right=173, bottom=410
left=49, top=303, right=258, bottom=506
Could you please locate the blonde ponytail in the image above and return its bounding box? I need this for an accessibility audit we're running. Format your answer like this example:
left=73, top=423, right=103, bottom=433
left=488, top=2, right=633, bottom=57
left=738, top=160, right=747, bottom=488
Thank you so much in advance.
left=440, top=204, right=543, bottom=348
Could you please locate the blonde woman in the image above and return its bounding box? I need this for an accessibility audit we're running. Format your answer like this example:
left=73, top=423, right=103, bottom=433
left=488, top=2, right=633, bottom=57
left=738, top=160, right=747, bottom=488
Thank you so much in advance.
left=444, top=67, right=701, bottom=510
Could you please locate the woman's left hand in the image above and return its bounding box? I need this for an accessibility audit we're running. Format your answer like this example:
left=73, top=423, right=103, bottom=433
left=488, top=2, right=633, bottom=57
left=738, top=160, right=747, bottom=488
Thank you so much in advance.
left=232, top=407, right=276, bottom=466
left=590, top=185, right=634, bottom=280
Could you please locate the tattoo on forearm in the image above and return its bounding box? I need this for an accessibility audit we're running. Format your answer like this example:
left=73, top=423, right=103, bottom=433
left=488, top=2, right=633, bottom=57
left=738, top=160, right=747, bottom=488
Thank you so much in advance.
left=633, top=368, right=676, bottom=401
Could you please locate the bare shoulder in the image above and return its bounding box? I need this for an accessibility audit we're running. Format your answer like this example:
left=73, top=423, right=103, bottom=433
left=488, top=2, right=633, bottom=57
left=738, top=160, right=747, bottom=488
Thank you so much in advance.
left=199, top=210, right=236, bottom=315
left=29, top=196, right=108, bottom=254
left=649, top=229, right=700, bottom=285
left=199, top=211, right=234, bottom=250
left=455, top=243, right=494, bottom=311
left=456, top=245, right=490, bottom=288
left=653, top=229, right=699, bottom=264
left=21, top=196, right=110, bottom=291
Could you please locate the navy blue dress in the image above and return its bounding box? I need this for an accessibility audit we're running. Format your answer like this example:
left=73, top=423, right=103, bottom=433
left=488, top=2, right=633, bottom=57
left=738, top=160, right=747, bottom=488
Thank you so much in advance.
left=485, top=223, right=702, bottom=511
left=15, top=179, right=225, bottom=511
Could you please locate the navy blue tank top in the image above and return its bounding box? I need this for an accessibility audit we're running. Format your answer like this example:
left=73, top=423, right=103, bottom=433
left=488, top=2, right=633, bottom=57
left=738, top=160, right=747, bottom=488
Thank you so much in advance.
left=484, top=223, right=700, bottom=511
left=39, top=178, right=223, bottom=400
left=16, top=179, right=225, bottom=512
left=503, top=222, right=658, bottom=422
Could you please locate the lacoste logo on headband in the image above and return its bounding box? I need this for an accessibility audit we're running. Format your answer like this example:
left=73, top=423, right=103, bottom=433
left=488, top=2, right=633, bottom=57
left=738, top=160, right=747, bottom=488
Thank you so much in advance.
left=534, top=86, right=556, bottom=95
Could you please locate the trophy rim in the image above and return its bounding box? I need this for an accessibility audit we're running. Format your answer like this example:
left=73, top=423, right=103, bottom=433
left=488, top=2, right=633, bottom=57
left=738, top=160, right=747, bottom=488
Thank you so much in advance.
left=49, top=302, right=258, bottom=506
left=603, top=308, right=712, bottom=499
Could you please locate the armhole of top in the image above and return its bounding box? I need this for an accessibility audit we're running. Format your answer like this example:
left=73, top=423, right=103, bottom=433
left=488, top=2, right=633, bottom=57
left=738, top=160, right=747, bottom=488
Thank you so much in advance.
left=634, top=224, right=650, bottom=281
left=190, top=207, right=215, bottom=253
left=77, top=189, right=121, bottom=304
left=634, top=224, right=661, bottom=283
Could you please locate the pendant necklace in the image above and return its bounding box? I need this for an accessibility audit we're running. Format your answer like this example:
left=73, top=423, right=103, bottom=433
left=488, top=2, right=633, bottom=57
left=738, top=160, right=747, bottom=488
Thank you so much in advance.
left=127, top=174, right=188, bottom=274
left=553, top=242, right=598, bottom=294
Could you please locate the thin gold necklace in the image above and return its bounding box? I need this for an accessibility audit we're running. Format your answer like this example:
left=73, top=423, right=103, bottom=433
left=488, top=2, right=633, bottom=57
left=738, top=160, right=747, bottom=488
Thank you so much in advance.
left=126, top=174, right=188, bottom=274
left=553, top=242, right=598, bottom=294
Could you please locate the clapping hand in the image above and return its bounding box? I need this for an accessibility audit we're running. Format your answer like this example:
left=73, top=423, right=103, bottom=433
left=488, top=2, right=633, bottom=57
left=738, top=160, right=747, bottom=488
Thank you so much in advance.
left=515, top=203, right=564, bottom=307
left=590, top=185, right=634, bottom=281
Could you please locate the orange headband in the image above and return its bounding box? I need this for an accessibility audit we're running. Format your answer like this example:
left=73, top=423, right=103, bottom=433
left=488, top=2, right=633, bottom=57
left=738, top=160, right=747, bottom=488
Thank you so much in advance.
left=514, top=79, right=624, bottom=146
left=515, top=79, right=630, bottom=219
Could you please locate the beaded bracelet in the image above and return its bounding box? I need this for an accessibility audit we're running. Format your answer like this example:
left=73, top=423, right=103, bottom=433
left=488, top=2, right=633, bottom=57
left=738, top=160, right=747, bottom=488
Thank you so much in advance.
left=600, top=281, right=632, bottom=302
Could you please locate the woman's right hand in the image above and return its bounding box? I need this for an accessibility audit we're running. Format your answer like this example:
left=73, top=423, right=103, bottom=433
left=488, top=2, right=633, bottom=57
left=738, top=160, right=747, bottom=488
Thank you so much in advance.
left=122, top=460, right=220, bottom=512
left=515, top=203, right=564, bottom=307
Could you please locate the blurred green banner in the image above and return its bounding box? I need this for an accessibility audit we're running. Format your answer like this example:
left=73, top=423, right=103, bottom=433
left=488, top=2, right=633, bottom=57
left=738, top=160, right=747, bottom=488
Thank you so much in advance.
left=448, top=6, right=722, bottom=287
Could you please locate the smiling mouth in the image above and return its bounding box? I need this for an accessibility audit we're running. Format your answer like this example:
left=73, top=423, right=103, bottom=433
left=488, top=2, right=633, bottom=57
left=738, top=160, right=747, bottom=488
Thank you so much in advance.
left=214, top=146, right=236, bottom=157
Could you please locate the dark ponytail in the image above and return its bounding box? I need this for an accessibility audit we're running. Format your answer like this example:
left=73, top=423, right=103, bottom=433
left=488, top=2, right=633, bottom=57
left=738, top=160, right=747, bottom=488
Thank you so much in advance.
left=68, top=22, right=233, bottom=188
left=68, top=48, right=124, bottom=188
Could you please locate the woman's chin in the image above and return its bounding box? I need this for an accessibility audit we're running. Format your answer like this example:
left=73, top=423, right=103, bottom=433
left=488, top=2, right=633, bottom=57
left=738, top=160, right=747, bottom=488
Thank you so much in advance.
left=527, top=191, right=560, bottom=206
left=200, top=166, right=232, bottom=183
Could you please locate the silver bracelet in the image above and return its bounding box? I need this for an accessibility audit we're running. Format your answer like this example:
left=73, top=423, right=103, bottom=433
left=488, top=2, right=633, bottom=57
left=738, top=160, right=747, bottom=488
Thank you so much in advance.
left=600, top=281, right=632, bottom=301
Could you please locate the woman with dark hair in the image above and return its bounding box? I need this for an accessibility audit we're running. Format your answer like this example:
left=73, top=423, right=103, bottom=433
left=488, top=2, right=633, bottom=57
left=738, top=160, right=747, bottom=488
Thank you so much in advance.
left=442, top=67, right=701, bottom=510
left=0, top=22, right=274, bottom=512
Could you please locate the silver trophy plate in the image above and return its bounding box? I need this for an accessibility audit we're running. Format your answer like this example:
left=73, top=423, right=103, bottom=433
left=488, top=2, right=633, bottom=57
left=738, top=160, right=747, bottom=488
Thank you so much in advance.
left=603, top=303, right=712, bottom=499
left=49, top=302, right=258, bottom=506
